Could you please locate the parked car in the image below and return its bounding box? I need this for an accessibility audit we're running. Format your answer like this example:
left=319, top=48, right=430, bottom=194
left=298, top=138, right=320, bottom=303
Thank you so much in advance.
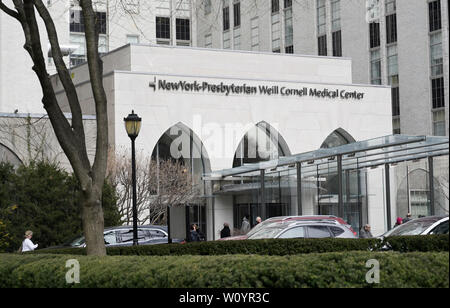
left=381, top=216, right=449, bottom=238
left=218, top=215, right=357, bottom=241
left=45, top=225, right=183, bottom=250
left=247, top=220, right=357, bottom=240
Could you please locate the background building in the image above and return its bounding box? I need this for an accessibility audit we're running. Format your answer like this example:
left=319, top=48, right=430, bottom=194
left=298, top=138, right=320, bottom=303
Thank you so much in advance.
left=195, top=0, right=449, bottom=138
left=0, top=1, right=448, bottom=235
left=0, top=0, right=196, bottom=115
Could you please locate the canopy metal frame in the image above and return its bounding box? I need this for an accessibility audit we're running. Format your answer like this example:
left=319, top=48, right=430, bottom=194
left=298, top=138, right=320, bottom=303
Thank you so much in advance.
left=204, top=135, right=449, bottom=229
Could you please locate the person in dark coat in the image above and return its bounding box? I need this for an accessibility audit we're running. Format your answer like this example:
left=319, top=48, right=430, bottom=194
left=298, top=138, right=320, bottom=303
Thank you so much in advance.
left=189, top=224, right=200, bottom=242
left=359, top=224, right=373, bottom=238
left=403, top=213, right=413, bottom=223
left=220, top=223, right=231, bottom=239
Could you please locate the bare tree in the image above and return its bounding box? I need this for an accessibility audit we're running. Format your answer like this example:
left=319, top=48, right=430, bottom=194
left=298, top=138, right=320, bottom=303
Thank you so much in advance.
left=0, top=0, right=109, bottom=256
left=108, top=151, right=201, bottom=226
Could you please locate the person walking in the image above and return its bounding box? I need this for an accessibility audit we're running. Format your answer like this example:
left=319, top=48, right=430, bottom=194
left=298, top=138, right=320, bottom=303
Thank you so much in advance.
left=359, top=224, right=373, bottom=238
left=21, top=230, right=38, bottom=252
left=240, top=215, right=251, bottom=234
left=255, top=217, right=262, bottom=225
left=220, top=223, right=231, bottom=239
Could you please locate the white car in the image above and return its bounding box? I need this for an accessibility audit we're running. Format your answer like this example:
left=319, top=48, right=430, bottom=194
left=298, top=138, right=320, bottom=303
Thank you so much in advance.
left=381, top=216, right=449, bottom=238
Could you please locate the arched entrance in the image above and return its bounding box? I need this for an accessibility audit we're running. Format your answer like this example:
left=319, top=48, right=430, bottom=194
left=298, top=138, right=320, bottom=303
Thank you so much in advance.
left=151, top=122, right=211, bottom=240
left=232, top=121, right=293, bottom=229
left=0, top=143, right=23, bottom=168
left=317, top=128, right=367, bottom=235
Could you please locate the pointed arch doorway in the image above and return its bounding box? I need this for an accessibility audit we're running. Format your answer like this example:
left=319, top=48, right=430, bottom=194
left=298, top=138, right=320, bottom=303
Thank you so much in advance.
left=231, top=121, right=294, bottom=230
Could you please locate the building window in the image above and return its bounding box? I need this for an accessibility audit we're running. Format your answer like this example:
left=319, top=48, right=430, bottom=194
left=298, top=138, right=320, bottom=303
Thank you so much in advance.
left=234, top=27, right=241, bottom=50
left=388, top=44, right=400, bottom=122
left=251, top=17, right=259, bottom=51
left=430, top=32, right=443, bottom=77
left=70, top=9, right=107, bottom=66
left=317, top=0, right=326, bottom=35
left=429, top=0, right=442, bottom=32
left=233, top=1, right=241, bottom=28
left=272, top=11, right=281, bottom=52
left=386, top=14, right=397, bottom=44
left=156, top=17, right=171, bottom=40
left=176, top=18, right=190, bottom=41
left=370, top=49, right=381, bottom=85
left=223, top=3, right=230, bottom=31
left=431, top=77, right=445, bottom=109
left=332, top=30, right=342, bottom=57
left=70, top=10, right=106, bottom=34
left=318, top=35, right=327, bottom=56
left=284, top=5, right=293, bottom=53
left=285, top=45, right=294, bottom=54
left=284, top=0, right=292, bottom=8
left=331, top=0, right=341, bottom=31
left=205, top=33, right=212, bottom=48
left=393, top=117, right=401, bottom=135
left=272, top=0, right=279, bottom=13
left=223, top=31, right=231, bottom=49
left=433, top=109, right=446, bottom=136
left=385, top=0, right=396, bottom=15
left=204, top=0, right=212, bottom=15
left=369, top=22, right=380, bottom=48
left=428, top=0, right=445, bottom=136
left=387, top=45, right=398, bottom=84
left=392, top=87, right=400, bottom=117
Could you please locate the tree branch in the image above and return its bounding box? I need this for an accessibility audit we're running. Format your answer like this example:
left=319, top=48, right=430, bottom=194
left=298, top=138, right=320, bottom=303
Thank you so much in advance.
left=33, top=0, right=87, bottom=146
left=0, top=0, right=20, bottom=20
left=79, top=0, right=109, bottom=192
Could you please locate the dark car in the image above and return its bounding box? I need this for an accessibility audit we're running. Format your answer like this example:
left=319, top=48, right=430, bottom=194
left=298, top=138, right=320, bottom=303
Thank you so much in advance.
left=381, top=216, right=449, bottom=238
left=247, top=220, right=357, bottom=240
left=46, top=225, right=183, bottom=250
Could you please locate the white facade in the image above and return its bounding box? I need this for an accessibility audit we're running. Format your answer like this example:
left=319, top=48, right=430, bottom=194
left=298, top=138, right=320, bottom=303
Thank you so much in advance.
left=52, top=44, right=394, bottom=238
left=0, top=0, right=196, bottom=114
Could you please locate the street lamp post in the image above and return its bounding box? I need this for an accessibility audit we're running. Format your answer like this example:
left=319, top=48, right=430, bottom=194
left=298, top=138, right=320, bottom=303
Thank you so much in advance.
left=124, top=110, right=142, bottom=246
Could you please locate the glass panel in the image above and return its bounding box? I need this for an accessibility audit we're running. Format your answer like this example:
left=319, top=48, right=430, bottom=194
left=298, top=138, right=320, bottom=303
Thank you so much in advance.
left=278, top=226, right=305, bottom=238
left=308, top=226, right=332, bottom=238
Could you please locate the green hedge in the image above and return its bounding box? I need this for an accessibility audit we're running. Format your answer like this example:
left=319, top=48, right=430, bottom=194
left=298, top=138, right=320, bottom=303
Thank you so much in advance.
left=0, top=251, right=448, bottom=288
left=35, top=235, right=449, bottom=256
left=385, top=235, right=449, bottom=252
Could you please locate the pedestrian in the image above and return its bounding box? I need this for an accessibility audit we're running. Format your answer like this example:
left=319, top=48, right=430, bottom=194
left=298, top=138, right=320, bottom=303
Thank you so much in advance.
left=255, top=217, right=262, bottom=225
left=21, top=230, right=38, bottom=252
left=196, top=225, right=206, bottom=241
left=403, top=213, right=412, bottom=223
left=359, top=224, right=373, bottom=238
left=189, top=224, right=200, bottom=242
left=394, top=217, right=403, bottom=228
left=240, top=214, right=251, bottom=234
left=220, top=223, right=231, bottom=239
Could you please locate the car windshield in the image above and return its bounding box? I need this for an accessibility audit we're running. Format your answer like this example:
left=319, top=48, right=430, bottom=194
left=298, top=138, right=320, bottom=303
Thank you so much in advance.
left=384, top=219, right=440, bottom=237
left=248, top=225, right=287, bottom=239
left=67, top=236, right=85, bottom=247
left=246, top=218, right=284, bottom=237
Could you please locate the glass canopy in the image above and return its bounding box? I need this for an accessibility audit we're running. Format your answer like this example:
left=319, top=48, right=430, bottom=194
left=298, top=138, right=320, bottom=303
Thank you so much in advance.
left=205, top=135, right=449, bottom=180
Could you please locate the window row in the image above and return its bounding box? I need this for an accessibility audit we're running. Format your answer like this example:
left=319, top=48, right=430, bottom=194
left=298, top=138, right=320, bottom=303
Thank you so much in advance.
left=156, top=17, right=191, bottom=42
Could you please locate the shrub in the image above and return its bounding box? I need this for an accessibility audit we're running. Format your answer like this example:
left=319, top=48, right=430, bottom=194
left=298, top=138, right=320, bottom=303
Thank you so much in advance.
left=0, top=161, right=122, bottom=252
left=385, top=235, right=449, bottom=252
left=0, top=251, right=448, bottom=288
left=34, top=235, right=449, bottom=256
